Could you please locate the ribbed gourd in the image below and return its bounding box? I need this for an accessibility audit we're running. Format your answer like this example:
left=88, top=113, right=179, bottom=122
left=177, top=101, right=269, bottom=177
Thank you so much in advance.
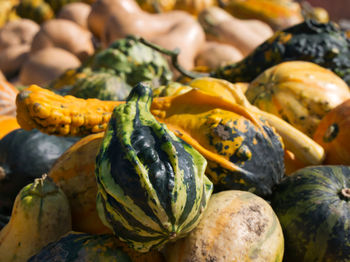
left=95, top=82, right=213, bottom=252
left=271, top=165, right=350, bottom=261
left=245, top=61, right=350, bottom=137
left=212, top=19, right=350, bottom=85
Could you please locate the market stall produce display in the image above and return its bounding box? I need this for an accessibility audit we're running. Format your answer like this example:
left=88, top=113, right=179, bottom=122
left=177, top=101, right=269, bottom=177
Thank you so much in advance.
left=0, top=0, right=350, bottom=261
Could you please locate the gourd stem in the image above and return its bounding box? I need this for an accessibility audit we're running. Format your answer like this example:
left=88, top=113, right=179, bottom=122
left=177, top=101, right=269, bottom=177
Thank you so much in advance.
left=138, top=37, right=210, bottom=79
left=341, top=188, right=350, bottom=200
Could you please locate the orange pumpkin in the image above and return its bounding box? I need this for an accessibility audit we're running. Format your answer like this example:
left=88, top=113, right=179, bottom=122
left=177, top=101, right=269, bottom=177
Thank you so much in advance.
left=0, top=80, right=18, bottom=117
left=313, top=99, right=350, bottom=165
left=284, top=149, right=307, bottom=175
left=0, top=115, right=20, bottom=139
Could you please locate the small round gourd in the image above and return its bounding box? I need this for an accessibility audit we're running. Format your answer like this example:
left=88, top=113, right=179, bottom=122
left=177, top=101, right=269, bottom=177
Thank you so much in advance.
left=313, top=99, right=350, bottom=165
left=271, top=165, right=350, bottom=261
left=166, top=190, right=284, bottom=262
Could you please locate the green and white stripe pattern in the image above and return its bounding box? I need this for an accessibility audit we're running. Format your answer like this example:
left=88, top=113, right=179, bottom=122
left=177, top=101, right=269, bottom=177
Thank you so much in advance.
left=95, top=82, right=213, bottom=252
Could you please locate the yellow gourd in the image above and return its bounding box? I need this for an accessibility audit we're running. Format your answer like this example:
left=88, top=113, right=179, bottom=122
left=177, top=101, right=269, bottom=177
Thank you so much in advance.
left=0, top=175, right=72, bottom=262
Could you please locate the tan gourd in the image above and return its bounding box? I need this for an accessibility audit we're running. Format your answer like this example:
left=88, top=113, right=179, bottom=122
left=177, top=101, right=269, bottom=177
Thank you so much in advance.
left=19, top=47, right=81, bottom=86
left=195, top=41, right=243, bottom=69
left=0, top=19, right=39, bottom=51
left=0, top=175, right=72, bottom=262
left=57, top=2, right=92, bottom=30
left=31, top=19, right=94, bottom=62
left=166, top=190, right=284, bottom=262
left=0, top=44, right=30, bottom=76
left=89, top=0, right=205, bottom=70
left=198, top=6, right=273, bottom=56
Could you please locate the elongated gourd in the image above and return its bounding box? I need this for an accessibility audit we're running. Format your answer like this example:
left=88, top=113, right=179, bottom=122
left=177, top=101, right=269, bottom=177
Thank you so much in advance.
left=0, top=175, right=72, bottom=262
left=16, top=78, right=324, bottom=167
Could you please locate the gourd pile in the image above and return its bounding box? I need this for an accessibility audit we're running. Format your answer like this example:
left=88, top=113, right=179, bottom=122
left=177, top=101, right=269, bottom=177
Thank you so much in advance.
left=1, top=0, right=350, bottom=261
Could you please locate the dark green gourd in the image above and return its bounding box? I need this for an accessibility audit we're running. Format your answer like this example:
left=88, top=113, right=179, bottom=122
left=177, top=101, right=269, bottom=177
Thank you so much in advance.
left=0, top=129, right=79, bottom=216
left=28, top=232, right=132, bottom=262
left=212, top=19, right=350, bottom=85
left=271, top=165, right=350, bottom=261
left=95, top=82, right=213, bottom=252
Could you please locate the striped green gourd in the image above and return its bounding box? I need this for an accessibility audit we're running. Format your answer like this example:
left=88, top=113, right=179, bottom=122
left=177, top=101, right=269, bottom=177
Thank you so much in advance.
left=271, top=165, right=350, bottom=261
left=95, top=82, right=213, bottom=252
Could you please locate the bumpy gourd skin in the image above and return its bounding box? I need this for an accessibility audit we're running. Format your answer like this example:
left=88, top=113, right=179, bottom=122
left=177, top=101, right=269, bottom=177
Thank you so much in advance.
left=95, top=82, right=213, bottom=252
left=16, top=84, right=121, bottom=136
left=213, top=19, right=350, bottom=85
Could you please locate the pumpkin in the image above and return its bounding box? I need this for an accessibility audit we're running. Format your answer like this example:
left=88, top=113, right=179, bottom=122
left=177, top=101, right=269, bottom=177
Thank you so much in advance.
left=313, top=99, right=350, bottom=165
left=0, top=175, right=72, bottom=262
left=0, top=79, right=18, bottom=116
left=245, top=61, right=350, bottom=137
left=28, top=232, right=132, bottom=262
left=271, top=165, right=350, bottom=261
left=166, top=190, right=284, bottom=261
left=95, top=82, right=213, bottom=252
left=221, top=0, right=303, bottom=30
left=212, top=19, right=350, bottom=85
left=0, top=128, right=79, bottom=216
left=0, top=115, right=20, bottom=139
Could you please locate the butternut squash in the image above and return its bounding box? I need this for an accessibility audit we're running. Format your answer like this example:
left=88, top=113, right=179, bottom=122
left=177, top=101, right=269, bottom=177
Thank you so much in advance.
left=198, top=6, right=273, bottom=56
left=221, top=0, right=304, bottom=30
left=90, top=0, right=205, bottom=70
left=0, top=175, right=72, bottom=262
left=30, top=19, right=94, bottom=62
left=19, top=47, right=81, bottom=86
left=0, top=19, right=39, bottom=51
left=0, top=44, right=30, bottom=77
left=195, top=41, right=243, bottom=69
left=57, top=2, right=92, bottom=30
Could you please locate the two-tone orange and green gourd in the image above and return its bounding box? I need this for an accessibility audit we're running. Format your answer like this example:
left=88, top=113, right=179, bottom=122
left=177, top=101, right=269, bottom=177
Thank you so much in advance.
left=95, top=82, right=213, bottom=252
left=212, top=19, right=350, bottom=85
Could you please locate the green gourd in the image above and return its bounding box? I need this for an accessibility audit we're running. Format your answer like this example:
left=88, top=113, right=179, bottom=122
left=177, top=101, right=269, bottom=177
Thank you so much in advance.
left=95, top=82, right=213, bottom=252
